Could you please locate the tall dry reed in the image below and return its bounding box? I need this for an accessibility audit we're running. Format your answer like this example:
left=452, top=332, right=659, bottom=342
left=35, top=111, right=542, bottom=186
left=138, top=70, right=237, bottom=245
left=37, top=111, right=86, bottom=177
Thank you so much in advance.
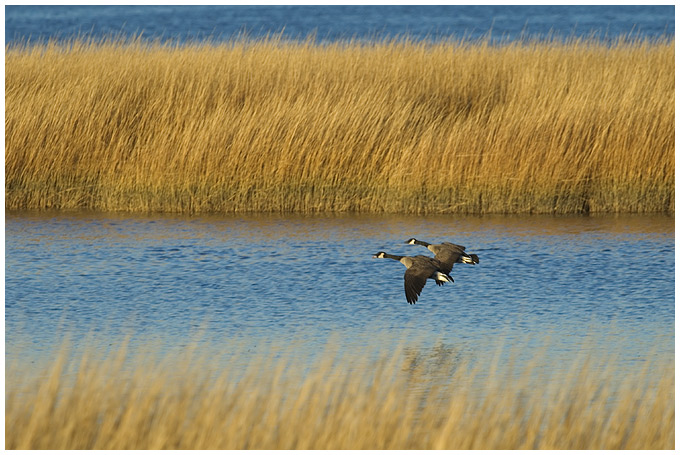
left=5, top=36, right=674, bottom=213
left=5, top=338, right=673, bottom=449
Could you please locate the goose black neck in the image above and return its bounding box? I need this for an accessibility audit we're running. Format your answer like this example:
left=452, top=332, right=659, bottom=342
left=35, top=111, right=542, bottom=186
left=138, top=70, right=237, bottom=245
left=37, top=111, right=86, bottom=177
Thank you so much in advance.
left=415, top=240, right=430, bottom=247
left=383, top=253, right=404, bottom=261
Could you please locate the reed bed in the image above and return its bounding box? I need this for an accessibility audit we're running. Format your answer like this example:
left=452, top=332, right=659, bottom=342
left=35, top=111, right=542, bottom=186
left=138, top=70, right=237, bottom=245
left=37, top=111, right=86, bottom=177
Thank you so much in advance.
left=5, top=338, right=673, bottom=450
left=5, top=36, right=674, bottom=214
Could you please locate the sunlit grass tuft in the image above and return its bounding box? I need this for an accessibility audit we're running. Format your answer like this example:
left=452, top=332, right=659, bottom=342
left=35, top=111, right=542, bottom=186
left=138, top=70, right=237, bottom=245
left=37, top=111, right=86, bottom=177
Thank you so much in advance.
left=5, top=36, right=674, bottom=214
left=5, top=338, right=674, bottom=449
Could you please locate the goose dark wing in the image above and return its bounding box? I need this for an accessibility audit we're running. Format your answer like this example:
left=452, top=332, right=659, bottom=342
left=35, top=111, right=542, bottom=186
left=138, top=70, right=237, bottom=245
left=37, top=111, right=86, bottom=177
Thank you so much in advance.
left=442, top=242, right=466, bottom=251
left=403, top=264, right=435, bottom=304
left=432, top=248, right=462, bottom=275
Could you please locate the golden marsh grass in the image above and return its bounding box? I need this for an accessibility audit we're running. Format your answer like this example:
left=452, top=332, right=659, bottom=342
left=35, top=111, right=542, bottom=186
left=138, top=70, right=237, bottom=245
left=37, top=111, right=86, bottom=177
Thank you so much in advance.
left=5, top=37, right=674, bottom=214
left=5, top=338, right=674, bottom=449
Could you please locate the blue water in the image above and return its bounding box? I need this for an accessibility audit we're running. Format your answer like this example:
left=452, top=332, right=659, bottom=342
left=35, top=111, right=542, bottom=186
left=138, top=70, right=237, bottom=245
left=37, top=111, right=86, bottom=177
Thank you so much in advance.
left=5, top=211, right=674, bottom=379
left=5, top=5, right=674, bottom=45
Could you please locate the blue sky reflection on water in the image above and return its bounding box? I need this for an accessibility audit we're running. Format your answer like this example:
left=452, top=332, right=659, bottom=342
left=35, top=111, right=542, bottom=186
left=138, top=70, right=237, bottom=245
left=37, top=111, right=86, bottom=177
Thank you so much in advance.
left=5, top=211, right=674, bottom=382
left=5, top=5, right=674, bottom=44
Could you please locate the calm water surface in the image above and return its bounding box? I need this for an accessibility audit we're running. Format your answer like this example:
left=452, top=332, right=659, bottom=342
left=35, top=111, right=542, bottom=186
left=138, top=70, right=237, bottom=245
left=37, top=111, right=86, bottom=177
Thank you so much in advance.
left=5, top=5, right=674, bottom=44
left=5, top=211, right=674, bottom=378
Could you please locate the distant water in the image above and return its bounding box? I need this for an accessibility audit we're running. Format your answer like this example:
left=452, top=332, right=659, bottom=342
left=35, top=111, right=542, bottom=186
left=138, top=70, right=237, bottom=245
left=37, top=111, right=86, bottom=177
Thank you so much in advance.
left=5, top=5, right=674, bottom=45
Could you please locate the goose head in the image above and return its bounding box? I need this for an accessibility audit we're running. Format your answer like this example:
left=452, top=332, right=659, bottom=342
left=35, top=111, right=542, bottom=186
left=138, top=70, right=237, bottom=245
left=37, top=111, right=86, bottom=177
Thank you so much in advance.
left=372, top=251, right=387, bottom=258
left=405, top=238, right=418, bottom=245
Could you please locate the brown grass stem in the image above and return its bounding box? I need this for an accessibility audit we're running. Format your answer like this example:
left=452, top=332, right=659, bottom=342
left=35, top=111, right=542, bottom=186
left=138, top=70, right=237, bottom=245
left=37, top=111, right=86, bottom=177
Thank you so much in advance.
left=5, top=337, right=674, bottom=449
left=5, top=37, right=674, bottom=214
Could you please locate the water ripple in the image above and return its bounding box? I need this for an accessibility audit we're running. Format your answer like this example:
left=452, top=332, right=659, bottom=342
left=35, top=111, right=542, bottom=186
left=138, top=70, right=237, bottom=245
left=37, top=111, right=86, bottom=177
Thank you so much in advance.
left=5, top=211, right=674, bottom=375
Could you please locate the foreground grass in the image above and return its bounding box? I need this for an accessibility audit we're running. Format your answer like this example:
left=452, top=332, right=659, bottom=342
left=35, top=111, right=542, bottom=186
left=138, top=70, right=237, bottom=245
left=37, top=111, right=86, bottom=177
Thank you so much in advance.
left=5, top=340, right=674, bottom=449
left=5, top=36, right=674, bottom=214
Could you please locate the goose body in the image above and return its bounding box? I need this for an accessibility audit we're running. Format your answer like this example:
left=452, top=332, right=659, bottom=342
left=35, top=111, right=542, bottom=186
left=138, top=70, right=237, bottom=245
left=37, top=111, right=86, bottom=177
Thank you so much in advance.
left=405, top=238, right=479, bottom=274
left=372, top=252, right=453, bottom=304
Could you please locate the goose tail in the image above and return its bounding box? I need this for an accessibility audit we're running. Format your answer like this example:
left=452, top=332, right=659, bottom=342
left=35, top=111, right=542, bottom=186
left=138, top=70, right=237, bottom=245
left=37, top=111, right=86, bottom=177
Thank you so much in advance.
left=461, top=253, right=480, bottom=265
left=434, top=271, right=454, bottom=286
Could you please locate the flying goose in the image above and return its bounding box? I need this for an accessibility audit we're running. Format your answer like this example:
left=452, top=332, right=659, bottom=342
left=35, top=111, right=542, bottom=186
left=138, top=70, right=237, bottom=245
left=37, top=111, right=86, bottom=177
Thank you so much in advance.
left=372, top=252, right=454, bottom=304
left=405, top=238, right=479, bottom=274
